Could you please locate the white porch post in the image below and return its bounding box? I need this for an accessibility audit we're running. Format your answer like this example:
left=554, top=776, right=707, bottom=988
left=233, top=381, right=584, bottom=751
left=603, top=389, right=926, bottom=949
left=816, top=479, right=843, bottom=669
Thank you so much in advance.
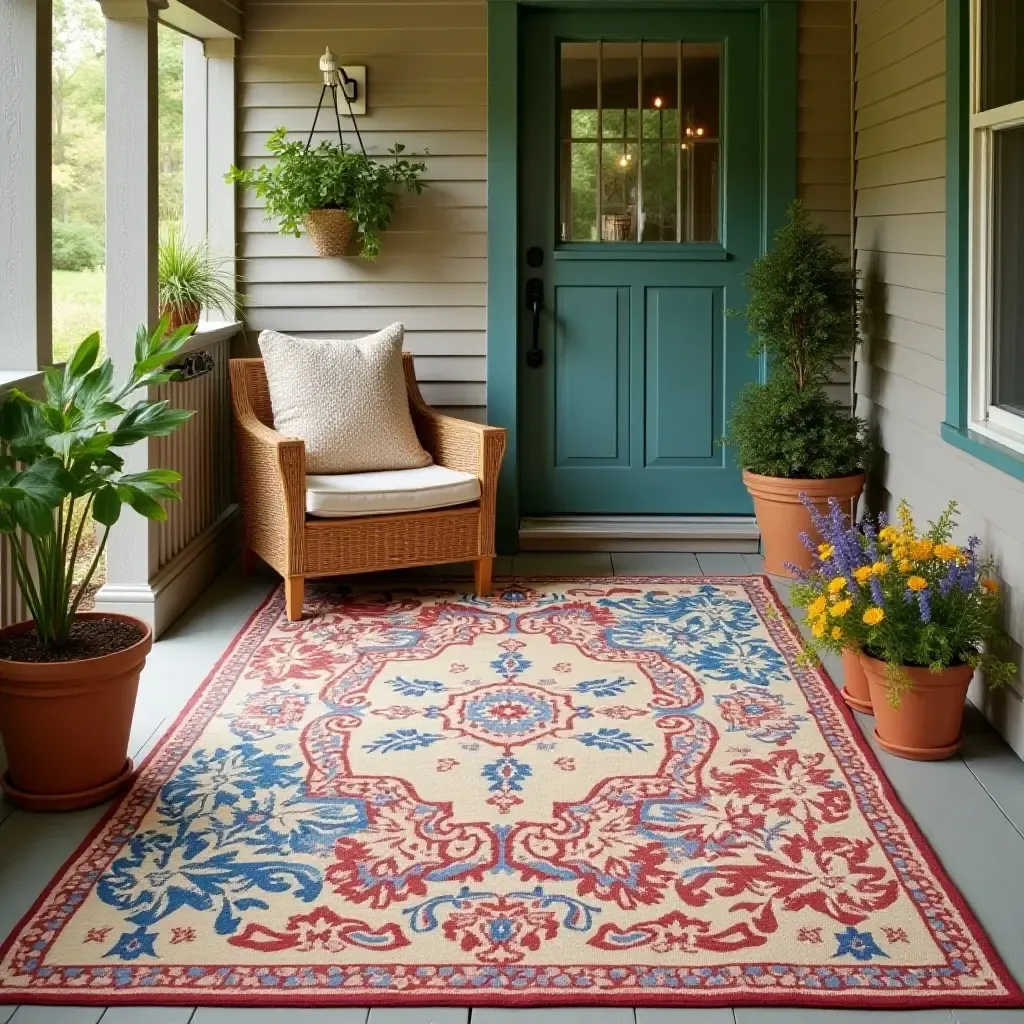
left=93, top=0, right=167, bottom=627
left=182, top=35, right=237, bottom=319
left=0, top=0, right=52, bottom=372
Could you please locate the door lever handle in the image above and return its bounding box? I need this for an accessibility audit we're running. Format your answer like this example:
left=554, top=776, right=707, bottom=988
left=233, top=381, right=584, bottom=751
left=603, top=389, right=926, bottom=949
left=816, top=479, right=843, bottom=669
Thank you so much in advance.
left=525, top=277, right=544, bottom=368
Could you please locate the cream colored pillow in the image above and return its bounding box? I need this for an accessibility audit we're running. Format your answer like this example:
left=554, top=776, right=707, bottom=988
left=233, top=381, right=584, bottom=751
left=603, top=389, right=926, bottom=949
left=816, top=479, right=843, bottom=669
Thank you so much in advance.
left=257, top=323, right=432, bottom=474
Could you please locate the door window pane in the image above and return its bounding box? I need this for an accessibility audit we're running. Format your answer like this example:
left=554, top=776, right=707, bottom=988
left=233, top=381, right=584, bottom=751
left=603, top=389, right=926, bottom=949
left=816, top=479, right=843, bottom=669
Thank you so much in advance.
left=981, top=1, right=1024, bottom=111
left=560, top=43, right=599, bottom=241
left=992, top=125, right=1024, bottom=415
left=559, top=39, right=720, bottom=244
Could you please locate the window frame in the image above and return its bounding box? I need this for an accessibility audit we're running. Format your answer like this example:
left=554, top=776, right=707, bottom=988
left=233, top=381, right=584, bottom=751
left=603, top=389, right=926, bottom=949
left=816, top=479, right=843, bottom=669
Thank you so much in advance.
left=966, top=0, right=1024, bottom=455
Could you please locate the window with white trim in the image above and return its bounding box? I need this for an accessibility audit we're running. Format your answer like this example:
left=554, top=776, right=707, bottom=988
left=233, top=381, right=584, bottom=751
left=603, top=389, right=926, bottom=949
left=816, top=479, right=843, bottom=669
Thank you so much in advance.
left=969, top=0, right=1024, bottom=451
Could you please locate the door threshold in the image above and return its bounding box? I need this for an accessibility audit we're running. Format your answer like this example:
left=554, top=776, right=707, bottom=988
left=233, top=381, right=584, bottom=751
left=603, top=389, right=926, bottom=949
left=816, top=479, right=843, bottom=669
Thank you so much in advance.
left=518, top=516, right=761, bottom=553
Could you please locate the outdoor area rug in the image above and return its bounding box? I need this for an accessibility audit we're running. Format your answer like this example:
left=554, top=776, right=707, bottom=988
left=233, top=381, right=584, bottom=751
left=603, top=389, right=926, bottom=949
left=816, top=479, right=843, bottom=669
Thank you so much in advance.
left=0, top=576, right=1020, bottom=1009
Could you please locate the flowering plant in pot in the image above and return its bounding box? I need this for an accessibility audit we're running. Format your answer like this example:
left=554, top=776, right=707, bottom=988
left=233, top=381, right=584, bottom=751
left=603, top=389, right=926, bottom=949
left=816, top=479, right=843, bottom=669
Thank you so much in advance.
left=725, top=201, right=870, bottom=576
left=792, top=497, right=1014, bottom=760
left=0, top=318, right=193, bottom=810
left=226, top=128, right=427, bottom=260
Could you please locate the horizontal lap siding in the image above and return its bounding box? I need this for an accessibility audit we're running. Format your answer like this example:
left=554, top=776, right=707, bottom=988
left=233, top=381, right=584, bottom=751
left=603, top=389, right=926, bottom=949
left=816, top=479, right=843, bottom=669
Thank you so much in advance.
left=238, top=0, right=487, bottom=414
left=853, top=0, right=1024, bottom=751
left=237, top=2, right=852, bottom=418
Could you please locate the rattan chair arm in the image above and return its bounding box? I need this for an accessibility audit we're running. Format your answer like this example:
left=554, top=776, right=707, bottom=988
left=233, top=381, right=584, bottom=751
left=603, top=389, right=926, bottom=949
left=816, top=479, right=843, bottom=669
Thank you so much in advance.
left=230, top=387, right=307, bottom=576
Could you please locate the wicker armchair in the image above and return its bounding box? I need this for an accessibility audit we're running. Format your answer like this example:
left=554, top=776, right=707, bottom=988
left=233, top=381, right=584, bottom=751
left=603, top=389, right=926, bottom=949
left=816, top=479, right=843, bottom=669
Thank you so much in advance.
left=229, top=354, right=507, bottom=621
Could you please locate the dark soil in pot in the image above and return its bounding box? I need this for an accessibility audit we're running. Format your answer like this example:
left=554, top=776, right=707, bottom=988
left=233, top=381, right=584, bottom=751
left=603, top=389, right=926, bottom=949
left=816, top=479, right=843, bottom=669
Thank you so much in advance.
left=0, top=618, right=145, bottom=663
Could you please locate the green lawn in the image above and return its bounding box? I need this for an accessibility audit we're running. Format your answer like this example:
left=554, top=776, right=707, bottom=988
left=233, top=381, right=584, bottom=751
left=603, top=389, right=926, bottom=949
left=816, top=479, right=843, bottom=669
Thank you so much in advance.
left=53, top=269, right=105, bottom=363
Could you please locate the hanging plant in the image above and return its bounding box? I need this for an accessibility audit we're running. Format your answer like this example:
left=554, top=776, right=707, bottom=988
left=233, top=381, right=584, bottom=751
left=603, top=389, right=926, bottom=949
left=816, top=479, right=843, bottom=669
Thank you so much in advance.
left=226, top=128, right=427, bottom=260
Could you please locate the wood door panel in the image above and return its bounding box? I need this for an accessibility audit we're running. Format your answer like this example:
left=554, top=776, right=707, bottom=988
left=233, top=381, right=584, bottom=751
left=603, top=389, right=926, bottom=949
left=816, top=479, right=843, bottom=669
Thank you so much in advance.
left=554, top=286, right=630, bottom=466
left=644, top=286, right=721, bottom=465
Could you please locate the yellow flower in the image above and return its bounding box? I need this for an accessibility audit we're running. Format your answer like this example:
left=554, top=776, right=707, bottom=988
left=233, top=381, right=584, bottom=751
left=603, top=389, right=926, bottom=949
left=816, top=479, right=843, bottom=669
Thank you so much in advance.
left=898, top=559, right=913, bottom=573
left=982, top=577, right=1000, bottom=593
left=854, top=566, right=874, bottom=584
left=911, top=539, right=934, bottom=560
left=907, top=576, right=928, bottom=592
left=878, top=526, right=897, bottom=543
left=892, top=545, right=907, bottom=561
left=831, top=626, right=843, bottom=641
left=863, top=607, right=885, bottom=626
left=811, top=619, right=827, bottom=639
left=872, top=561, right=890, bottom=576
left=934, top=543, right=959, bottom=561
left=818, top=543, right=835, bottom=560
left=830, top=599, right=852, bottom=618
left=807, top=596, right=828, bottom=618
left=828, top=577, right=847, bottom=594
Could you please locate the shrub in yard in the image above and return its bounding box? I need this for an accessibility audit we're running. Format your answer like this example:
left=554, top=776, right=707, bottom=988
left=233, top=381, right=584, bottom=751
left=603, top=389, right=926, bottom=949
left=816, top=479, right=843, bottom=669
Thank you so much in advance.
left=52, top=221, right=104, bottom=272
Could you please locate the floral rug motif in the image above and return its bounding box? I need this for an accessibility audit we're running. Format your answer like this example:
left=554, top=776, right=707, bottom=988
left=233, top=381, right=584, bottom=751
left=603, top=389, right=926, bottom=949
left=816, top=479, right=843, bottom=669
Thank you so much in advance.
left=0, top=577, right=1020, bottom=1009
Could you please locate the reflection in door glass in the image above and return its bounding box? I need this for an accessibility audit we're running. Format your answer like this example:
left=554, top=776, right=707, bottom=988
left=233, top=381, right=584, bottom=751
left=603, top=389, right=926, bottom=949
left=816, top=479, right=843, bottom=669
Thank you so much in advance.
left=559, top=40, right=720, bottom=244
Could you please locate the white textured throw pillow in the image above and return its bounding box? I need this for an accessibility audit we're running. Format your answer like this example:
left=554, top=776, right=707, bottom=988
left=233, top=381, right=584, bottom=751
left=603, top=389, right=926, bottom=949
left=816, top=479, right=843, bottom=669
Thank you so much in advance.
left=257, top=323, right=432, bottom=474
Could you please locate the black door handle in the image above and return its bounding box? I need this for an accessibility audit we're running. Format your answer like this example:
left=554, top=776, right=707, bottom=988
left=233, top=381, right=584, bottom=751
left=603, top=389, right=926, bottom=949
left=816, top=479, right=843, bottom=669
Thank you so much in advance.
left=525, top=277, right=544, bottom=368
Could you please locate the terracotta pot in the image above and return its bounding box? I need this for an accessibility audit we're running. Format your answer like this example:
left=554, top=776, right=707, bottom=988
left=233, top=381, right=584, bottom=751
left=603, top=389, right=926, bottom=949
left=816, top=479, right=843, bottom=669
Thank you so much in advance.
left=860, top=653, right=974, bottom=761
left=0, top=614, right=152, bottom=811
left=841, top=648, right=872, bottom=715
left=303, top=208, right=357, bottom=257
left=161, top=302, right=201, bottom=332
left=742, top=470, right=865, bottom=578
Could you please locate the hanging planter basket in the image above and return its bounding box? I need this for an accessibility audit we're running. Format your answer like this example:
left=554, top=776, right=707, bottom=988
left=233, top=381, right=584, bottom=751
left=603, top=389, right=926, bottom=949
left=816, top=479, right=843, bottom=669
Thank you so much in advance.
left=303, top=208, right=357, bottom=257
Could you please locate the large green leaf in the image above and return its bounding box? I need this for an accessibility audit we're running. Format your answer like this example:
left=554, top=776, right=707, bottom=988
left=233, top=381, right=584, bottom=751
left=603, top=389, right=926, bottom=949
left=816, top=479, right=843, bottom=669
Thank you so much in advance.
left=112, top=402, right=193, bottom=445
left=118, top=485, right=168, bottom=521
left=66, top=332, right=101, bottom=381
left=12, top=494, right=55, bottom=536
left=92, top=485, right=123, bottom=526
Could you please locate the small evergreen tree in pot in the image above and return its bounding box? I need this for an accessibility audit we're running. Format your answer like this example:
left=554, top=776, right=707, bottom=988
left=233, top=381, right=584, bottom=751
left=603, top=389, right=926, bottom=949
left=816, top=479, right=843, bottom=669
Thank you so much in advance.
left=726, top=201, right=870, bottom=576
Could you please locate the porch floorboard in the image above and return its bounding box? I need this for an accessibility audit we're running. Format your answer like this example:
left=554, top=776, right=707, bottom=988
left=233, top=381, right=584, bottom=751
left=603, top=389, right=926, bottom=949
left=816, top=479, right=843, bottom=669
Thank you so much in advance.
left=2, top=559, right=1024, bottom=1023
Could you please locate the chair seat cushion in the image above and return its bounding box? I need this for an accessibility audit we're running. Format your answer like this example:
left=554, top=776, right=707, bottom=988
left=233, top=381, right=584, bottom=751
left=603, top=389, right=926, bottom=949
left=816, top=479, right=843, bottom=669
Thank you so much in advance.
left=306, top=465, right=481, bottom=518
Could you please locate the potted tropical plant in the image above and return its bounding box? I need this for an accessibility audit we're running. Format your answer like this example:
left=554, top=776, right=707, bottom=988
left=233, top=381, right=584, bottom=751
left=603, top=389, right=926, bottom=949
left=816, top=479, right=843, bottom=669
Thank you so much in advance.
left=726, top=201, right=870, bottom=576
left=158, top=225, right=240, bottom=330
left=793, top=496, right=1014, bottom=759
left=226, top=128, right=427, bottom=260
left=0, top=319, right=193, bottom=810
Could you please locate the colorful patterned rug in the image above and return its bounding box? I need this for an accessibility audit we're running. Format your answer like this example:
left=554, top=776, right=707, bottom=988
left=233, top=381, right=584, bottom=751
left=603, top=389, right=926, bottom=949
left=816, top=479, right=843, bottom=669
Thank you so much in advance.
left=0, top=577, right=1019, bottom=1009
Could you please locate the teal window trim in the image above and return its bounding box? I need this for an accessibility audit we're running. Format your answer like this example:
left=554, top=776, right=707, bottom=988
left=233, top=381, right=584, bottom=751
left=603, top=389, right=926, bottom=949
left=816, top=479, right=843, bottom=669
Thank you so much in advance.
left=486, top=0, right=798, bottom=553
left=943, top=0, right=1024, bottom=482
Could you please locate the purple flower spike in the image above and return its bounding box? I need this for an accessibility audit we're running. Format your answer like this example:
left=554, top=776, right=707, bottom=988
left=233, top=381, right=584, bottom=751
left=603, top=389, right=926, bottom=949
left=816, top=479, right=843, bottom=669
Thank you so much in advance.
left=870, top=577, right=885, bottom=606
left=784, top=561, right=812, bottom=582
left=799, top=530, right=817, bottom=555
left=918, top=587, right=932, bottom=623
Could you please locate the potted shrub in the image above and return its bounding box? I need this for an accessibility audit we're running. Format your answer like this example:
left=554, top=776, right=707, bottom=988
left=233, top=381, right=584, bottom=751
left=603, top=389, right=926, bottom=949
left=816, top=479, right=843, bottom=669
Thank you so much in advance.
left=726, top=201, right=870, bottom=577
left=158, top=226, right=240, bottom=330
left=226, top=127, right=427, bottom=260
left=0, top=319, right=194, bottom=810
left=793, top=496, right=1014, bottom=759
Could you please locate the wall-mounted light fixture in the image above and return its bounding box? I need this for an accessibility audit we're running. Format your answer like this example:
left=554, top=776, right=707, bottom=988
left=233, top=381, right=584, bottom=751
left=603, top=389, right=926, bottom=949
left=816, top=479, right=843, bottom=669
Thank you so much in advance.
left=306, top=46, right=368, bottom=155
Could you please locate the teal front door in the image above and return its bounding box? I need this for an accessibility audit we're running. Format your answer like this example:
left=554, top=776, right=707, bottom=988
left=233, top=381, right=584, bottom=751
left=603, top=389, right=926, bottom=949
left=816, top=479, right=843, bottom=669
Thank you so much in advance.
left=519, top=9, right=764, bottom=516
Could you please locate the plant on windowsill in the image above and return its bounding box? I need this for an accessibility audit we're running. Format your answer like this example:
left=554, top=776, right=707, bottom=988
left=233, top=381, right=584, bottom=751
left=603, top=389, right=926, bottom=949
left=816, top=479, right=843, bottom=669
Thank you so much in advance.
left=790, top=496, right=1014, bottom=759
left=225, top=127, right=427, bottom=260
left=0, top=318, right=194, bottom=811
left=158, top=226, right=241, bottom=330
left=724, top=200, right=871, bottom=577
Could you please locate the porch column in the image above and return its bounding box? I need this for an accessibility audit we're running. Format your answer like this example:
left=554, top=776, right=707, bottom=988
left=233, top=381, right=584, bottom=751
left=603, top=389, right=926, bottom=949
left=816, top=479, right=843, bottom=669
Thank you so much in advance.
left=0, top=0, right=52, bottom=372
left=182, top=36, right=237, bottom=318
left=93, top=0, right=166, bottom=626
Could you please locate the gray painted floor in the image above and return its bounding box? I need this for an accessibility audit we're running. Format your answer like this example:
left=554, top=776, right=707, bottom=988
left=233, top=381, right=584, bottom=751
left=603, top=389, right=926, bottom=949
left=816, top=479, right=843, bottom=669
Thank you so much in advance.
left=2, top=557, right=1024, bottom=1023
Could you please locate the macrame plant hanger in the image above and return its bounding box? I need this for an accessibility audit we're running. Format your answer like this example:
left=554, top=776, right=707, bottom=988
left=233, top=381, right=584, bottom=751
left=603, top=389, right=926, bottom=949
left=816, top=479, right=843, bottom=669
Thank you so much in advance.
left=306, top=45, right=367, bottom=157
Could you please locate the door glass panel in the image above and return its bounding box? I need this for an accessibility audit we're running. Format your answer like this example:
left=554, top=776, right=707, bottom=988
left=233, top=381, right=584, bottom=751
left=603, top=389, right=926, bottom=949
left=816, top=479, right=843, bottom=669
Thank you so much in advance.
left=560, top=42, right=599, bottom=241
left=559, top=39, right=721, bottom=243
